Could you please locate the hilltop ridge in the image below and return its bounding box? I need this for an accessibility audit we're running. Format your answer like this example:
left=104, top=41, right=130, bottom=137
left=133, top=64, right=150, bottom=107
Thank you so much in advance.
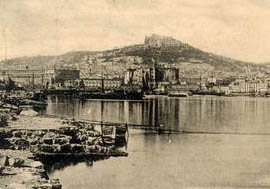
left=0, top=34, right=262, bottom=78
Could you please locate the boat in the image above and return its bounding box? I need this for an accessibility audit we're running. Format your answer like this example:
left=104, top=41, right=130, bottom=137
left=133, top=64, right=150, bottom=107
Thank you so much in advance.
left=79, top=90, right=144, bottom=100
left=191, top=90, right=225, bottom=96
left=168, top=91, right=189, bottom=97
left=101, top=124, right=128, bottom=146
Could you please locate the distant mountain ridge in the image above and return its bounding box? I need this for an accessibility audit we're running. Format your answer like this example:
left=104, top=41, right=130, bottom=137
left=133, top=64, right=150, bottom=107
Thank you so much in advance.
left=0, top=34, right=262, bottom=74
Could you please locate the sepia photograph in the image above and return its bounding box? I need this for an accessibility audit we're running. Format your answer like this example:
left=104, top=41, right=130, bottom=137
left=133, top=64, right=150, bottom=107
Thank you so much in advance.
left=1, top=0, right=270, bottom=188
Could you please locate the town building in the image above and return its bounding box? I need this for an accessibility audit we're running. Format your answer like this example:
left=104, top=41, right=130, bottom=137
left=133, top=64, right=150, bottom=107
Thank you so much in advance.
left=213, top=86, right=231, bottom=95
left=229, top=80, right=268, bottom=94
left=155, top=64, right=179, bottom=84
left=124, top=67, right=156, bottom=89
left=0, top=69, right=45, bottom=87
left=65, top=78, right=123, bottom=90
left=45, top=68, right=80, bottom=86
left=0, top=67, right=80, bottom=88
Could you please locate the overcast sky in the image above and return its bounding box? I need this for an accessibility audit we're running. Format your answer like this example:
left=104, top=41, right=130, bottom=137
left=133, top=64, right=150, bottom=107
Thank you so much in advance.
left=1, top=0, right=270, bottom=63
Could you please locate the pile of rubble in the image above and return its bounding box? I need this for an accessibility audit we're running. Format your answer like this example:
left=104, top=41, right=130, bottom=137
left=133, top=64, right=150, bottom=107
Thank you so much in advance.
left=0, top=150, right=61, bottom=189
left=0, top=101, right=21, bottom=127
left=0, top=97, right=127, bottom=188
left=1, top=120, right=127, bottom=157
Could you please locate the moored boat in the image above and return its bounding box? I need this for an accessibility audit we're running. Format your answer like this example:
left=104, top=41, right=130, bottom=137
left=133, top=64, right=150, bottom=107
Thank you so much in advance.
left=101, top=124, right=128, bottom=146
left=80, top=91, right=144, bottom=100
left=168, top=91, right=189, bottom=97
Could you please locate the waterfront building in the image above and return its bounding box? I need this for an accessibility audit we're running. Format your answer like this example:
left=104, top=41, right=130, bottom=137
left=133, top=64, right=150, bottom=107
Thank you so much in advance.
left=0, top=67, right=80, bottom=88
left=124, top=67, right=156, bottom=89
left=0, top=69, right=45, bottom=87
left=213, top=86, right=231, bottom=95
left=45, top=68, right=80, bottom=87
left=65, top=78, right=123, bottom=90
left=208, top=77, right=217, bottom=85
left=124, top=69, right=137, bottom=85
left=229, top=80, right=268, bottom=94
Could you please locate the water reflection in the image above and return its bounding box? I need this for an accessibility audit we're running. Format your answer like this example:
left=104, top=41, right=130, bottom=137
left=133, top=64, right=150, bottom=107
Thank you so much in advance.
left=43, top=155, right=110, bottom=174
left=44, top=96, right=270, bottom=134
left=45, top=96, right=270, bottom=188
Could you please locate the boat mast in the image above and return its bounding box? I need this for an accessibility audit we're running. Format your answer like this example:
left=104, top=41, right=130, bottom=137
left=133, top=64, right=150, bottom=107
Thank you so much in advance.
left=101, top=66, right=104, bottom=93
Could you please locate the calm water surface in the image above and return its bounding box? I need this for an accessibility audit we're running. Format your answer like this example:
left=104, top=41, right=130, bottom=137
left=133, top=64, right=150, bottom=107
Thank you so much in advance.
left=43, top=96, right=270, bottom=188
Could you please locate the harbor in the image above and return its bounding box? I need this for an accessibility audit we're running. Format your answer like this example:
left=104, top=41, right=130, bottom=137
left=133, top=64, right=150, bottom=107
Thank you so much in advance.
left=2, top=90, right=270, bottom=188
left=2, top=0, right=270, bottom=187
left=44, top=95, right=270, bottom=188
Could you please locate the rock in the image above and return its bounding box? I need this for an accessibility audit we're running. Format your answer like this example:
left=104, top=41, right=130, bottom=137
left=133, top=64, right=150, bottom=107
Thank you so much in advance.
left=95, top=145, right=103, bottom=153
left=7, top=183, right=27, bottom=189
left=13, top=131, right=23, bottom=138
left=29, top=137, right=39, bottom=145
left=86, top=145, right=97, bottom=153
left=54, top=136, right=70, bottom=145
left=20, top=109, right=39, bottom=117
left=70, top=144, right=84, bottom=153
left=39, top=183, right=53, bottom=189
left=1, top=166, right=16, bottom=175
left=0, top=129, right=12, bottom=138
left=54, top=145, right=61, bottom=153
left=59, top=144, right=69, bottom=153
left=30, top=161, right=44, bottom=169
left=39, top=145, right=55, bottom=153
left=76, top=133, right=88, bottom=142
left=87, top=130, right=100, bottom=137
left=26, top=131, right=34, bottom=137
left=49, top=179, right=62, bottom=189
left=32, top=178, right=62, bottom=189
left=9, top=138, right=29, bottom=150
left=43, top=138, right=54, bottom=145
left=87, top=136, right=97, bottom=145
left=0, top=155, right=10, bottom=166
left=34, top=131, right=46, bottom=137
left=0, top=137, right=12, bottom=149
left=0, top=156, right=6, bottom=166
left=93, top=137, right=104, bottom=146
left=0, top=166, right=4, bottom=174
left=0, top=113, right=8, bottom=127
left=39, top=144, right=61, bottom=153
left=9, top=157, right=25, bottom=167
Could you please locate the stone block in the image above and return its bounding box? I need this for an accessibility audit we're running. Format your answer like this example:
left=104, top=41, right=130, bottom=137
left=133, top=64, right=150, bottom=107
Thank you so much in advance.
left=30, top=161, right=44, bottom=169
left=70, top=144, right=84, bottom=153
left=39, top=144, right=55, bottom=153
left=60, top=144, right=71, bottom=153
left=43, top=138, right=53, bottom=145
left=54, top=137, right=70, bottom=145
left=87, top=145, right=97, bottom=153
left=9, top=157, right=25, bottom=167
left=13, top=131, right=23, bottom=138
left=87, top=137, right=97, bottom=145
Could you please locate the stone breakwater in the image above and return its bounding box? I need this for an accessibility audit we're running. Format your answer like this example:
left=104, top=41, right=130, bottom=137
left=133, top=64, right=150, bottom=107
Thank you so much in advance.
left=0, top=100, right=128, bottom=188
left=5, top=120, right=128, bottom=156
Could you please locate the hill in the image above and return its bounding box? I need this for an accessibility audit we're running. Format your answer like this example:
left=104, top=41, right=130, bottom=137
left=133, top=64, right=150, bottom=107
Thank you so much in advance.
left=0, top=34, right=262, bottom=77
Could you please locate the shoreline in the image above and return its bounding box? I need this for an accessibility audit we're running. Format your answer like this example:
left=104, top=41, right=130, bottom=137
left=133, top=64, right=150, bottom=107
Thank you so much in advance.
left=0, top=98, right=128, bottom=188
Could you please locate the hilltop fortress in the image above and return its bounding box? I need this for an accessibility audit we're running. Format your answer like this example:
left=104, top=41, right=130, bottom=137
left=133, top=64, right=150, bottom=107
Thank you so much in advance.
left=144, top=34, right=188, bottom=48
